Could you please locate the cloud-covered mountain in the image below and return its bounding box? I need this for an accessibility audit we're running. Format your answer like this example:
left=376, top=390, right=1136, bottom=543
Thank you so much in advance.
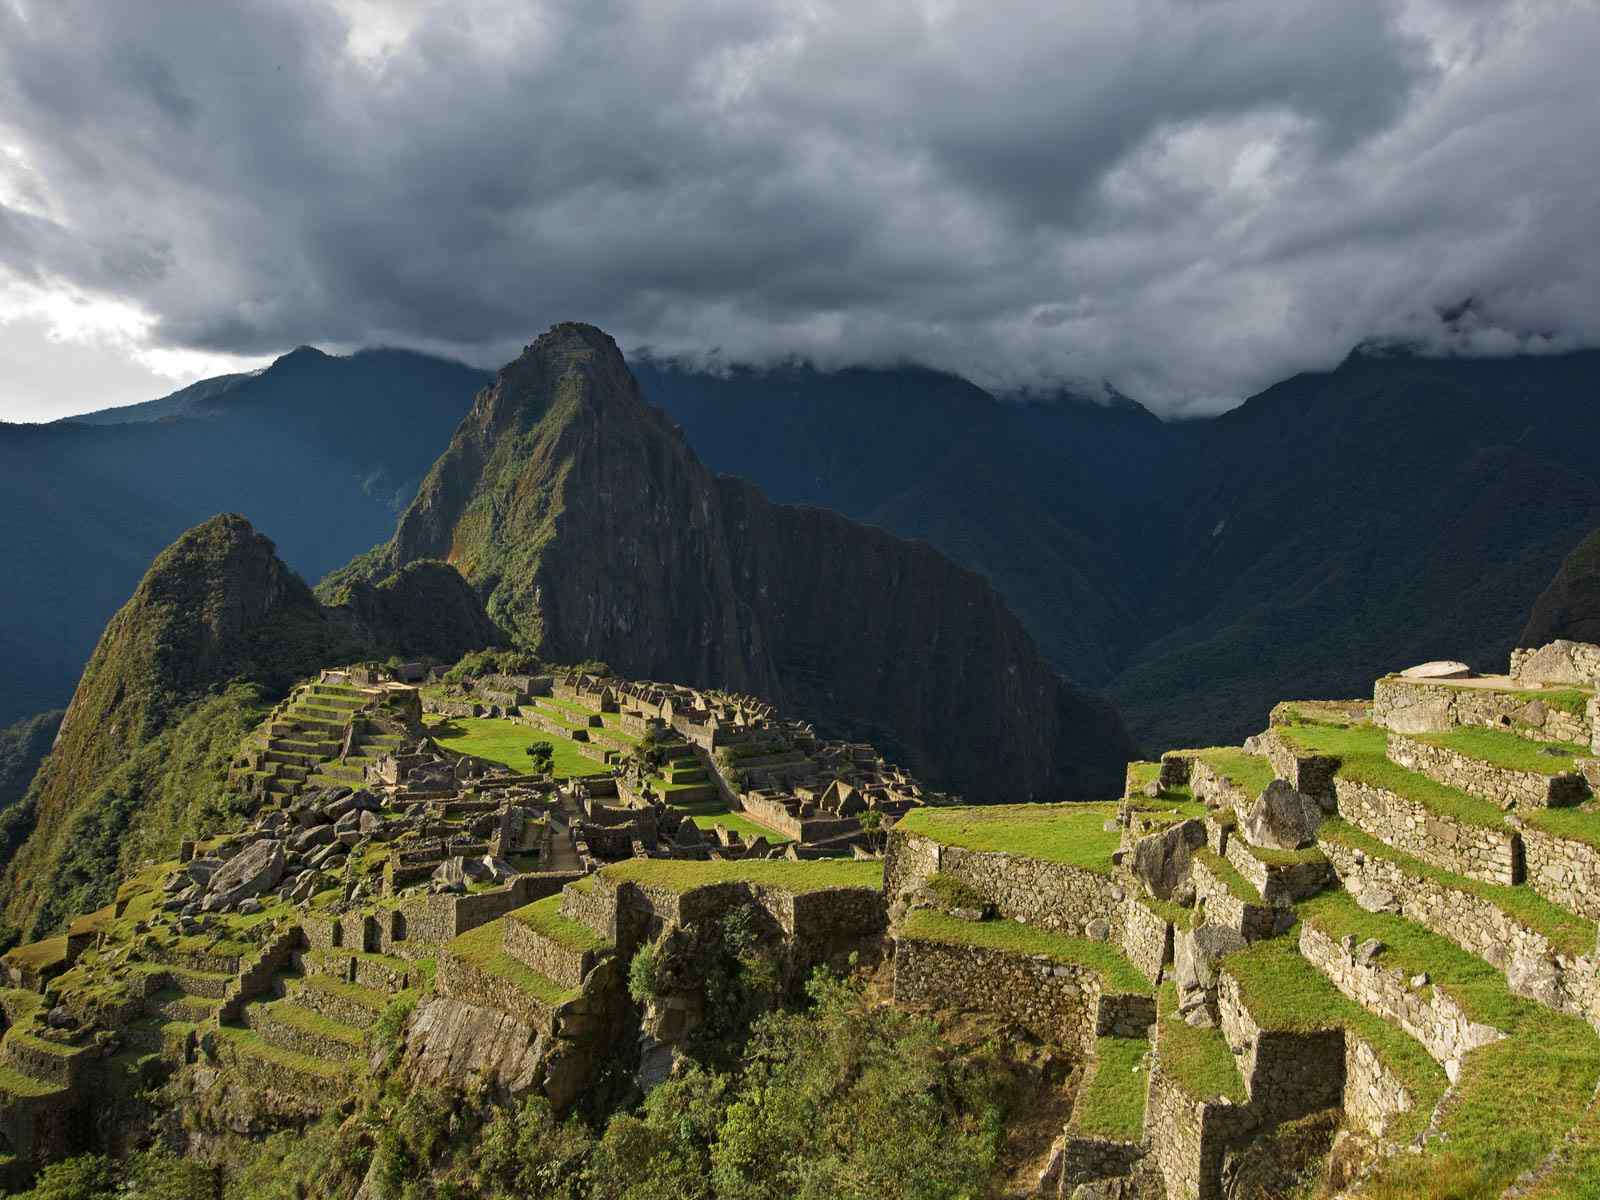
left=3, top=0, right=1599, bottom=417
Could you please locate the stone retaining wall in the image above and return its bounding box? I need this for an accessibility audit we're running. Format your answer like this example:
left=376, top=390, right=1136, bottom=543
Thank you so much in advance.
left=1222, top=838, right=1332, bottom=905
left=1321, top=838, right=1600, bottom=1027
left=1520, top=823, right=1600, bottom=922
left=1057, top=1134, right=1146, bottom=1191
left=1298, top=923, right=1503, bottom=1079
left=560, top=878, right=620, bottom=942
left=1217, top=970, right=1344, bottom=1121
left=892, top=935, right=1153, bottom=1047
left=1387, top=732, right=1588, bottom=810
left=1333, top=777, right=1521, bottom=885
left=1121, top=898, right=1174, bottom=984
left=1374, top=677, right=1590, bottom=745
left=437, top=942, right=558, bottom=1029
left=1143, top=1058, right=1258, bottom=1200
left=502, top=920, right=603, bottom=990
left=241, top=1005, right=358, bottom=1062
left=1191, top=856, right=1278, bottom=941
left=3, top=1036, right=91, bottom=1087
left=1185, top=759, right=1257, bottom=812
left=1343, top=1033, right=1418, bottom=1140
left=211, top=1032, right=351, bottom=1110
left=885, top=831, right=1125, bottom=940
left=1253, top=731, right=1339, bottom=806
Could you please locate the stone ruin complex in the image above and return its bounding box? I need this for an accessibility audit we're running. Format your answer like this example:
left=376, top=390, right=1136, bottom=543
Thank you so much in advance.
left=7, top=640, right=1600, bottom=1196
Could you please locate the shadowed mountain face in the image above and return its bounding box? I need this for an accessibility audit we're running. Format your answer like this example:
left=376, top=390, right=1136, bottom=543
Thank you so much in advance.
left=638, top=351, right=1600, bottom=750
left=1522, top=528, right=1600, bottom=647
left=0, top=348, right=490, bottom=726
left=329, top=323, right=1133, bottom=801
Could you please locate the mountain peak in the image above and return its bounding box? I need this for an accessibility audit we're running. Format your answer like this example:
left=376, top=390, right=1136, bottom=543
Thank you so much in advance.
left=336, top=321, right=1133, bottom=801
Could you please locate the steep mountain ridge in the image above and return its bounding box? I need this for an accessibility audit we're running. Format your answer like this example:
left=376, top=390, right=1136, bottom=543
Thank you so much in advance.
left=0, top=348, right=489, bottom=725
left=330, top=323, right=1132, bottom=801
left=1522, top=526, right=1600, bottom=646
left=0, top=514, right=501, bottom=939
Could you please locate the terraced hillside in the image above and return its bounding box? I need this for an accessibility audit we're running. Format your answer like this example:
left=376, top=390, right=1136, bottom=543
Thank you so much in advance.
left=883, top=640, right=1600, bottom=1198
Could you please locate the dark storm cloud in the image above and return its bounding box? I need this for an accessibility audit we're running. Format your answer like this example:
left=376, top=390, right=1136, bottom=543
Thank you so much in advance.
left=1, top=0, right=1596, bottom=414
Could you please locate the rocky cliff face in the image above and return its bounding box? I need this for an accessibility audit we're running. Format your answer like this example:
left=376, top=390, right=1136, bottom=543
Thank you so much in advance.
left=332, top=323, right=1132, bottom=800
left=1522, top=527, right=1600, bottom=647
left=1, top=515, right=500, bottom=938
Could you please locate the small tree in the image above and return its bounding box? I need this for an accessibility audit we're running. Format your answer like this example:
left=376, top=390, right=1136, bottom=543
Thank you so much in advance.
left=527, top=741, right=555, bottom=775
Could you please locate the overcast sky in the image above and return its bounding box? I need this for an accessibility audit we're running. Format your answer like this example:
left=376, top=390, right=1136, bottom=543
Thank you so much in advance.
left=1, top=0, right=1597, bottom=420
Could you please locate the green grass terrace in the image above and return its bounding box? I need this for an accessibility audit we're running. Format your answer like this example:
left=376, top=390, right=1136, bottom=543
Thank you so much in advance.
left=599, top=856, right=883, bottom=894
left=426, top=716, right=606, bottom=779
left=899, top=909, right=1150, bottom=994
left=893, top=802, right=1123, bottom=873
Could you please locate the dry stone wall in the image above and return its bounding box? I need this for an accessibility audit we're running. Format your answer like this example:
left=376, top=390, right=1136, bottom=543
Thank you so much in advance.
left=1333, top=777, right=1521, bottom=885
left=1374, top=677, right=1590, bottom=745
left=884, top=831, right=1125, bottom=940
left=1322, top=838, right=1600, bottom=1027
left=1253, top=730, right=1338, bottom=805
left=1341, top=1033, right=1418, bottom=1141
left=892, top=935, right=1153, bottom=1046
left=1121, top=897, right=1175, bottom=984
left=1144, top=1058, right=1257, bottom=1200
left=1299, top=923, right=1503, bottom=1080
left=1519, top=823, right=1600, bottom=922
left=1217, top=972, right=1344, bottom=1122
left=503, top=921, right=601, bottom=990
left=1387, top=732, right=1588, bottom=809
left=1056, top=1134, right=1146, bottom=1191
left=1191, top=856, right=1278, bottom=941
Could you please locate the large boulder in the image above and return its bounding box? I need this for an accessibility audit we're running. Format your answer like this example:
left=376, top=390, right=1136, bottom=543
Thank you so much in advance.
left=1399, top=660, right=1473, bottom=680
left=1175, top=923, right=1247, bottom=995
left=463, top=855, right=515, bottom=884
left=204, top=839, right=285, bottom=909
left=1516, top=640, right=1599, bottom=686
left=1239, top=779, right=1326, bottom=851
left=1130, top=819, right=1206, bottom=901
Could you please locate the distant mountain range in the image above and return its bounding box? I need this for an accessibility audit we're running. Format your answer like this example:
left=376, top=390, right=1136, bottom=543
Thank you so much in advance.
left=0, top=347, right=489, bottom=724
left=6, top=338, right=1599, bottom=765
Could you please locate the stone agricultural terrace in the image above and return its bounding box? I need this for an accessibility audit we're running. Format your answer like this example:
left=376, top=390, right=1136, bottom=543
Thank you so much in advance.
left=10, top=641, right=1600, bottom=1196
left=880, top=637, right=1600, bottom=1199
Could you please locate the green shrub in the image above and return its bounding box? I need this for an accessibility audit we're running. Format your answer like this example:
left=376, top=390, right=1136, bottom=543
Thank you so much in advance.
left=628, top=941, right=660, bottom=1003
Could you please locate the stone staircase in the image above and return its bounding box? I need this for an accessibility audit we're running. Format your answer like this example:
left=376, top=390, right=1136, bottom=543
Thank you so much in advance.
left=233, top=681, right=377, bottom=804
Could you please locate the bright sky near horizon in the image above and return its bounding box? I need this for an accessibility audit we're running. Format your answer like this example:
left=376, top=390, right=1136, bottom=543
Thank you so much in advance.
left=2, top=0, right=1599, bottom=422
